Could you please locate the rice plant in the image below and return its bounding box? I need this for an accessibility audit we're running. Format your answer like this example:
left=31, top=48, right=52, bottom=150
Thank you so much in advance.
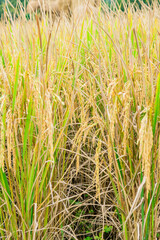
left=0, top=1, right=160, bottom=239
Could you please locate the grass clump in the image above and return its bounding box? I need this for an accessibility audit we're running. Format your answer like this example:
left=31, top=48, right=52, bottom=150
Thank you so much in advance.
left=0, top=2, right=160, bottom=239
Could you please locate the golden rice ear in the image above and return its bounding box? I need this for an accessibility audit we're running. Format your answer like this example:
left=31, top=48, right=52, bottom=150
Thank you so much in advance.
left=95, top=139, right=101, bottom=203
left=6, top=111, right=12, bottom=170
left=46, top=91, right=54, bottom=161
left=138, top=114, right=153, bottom=197
left=0, top=117, right=5, bottom=171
